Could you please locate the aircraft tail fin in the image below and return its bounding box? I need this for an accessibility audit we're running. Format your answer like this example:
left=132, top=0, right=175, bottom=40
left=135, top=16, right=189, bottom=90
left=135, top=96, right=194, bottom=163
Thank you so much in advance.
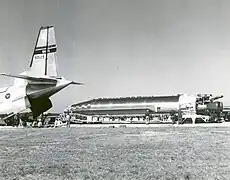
left=27, top=26, right=58, bottom=77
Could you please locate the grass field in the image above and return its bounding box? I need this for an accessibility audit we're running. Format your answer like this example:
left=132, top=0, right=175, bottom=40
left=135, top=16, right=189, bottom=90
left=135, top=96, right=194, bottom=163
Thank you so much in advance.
left=1, top=126, right=230, bottom=180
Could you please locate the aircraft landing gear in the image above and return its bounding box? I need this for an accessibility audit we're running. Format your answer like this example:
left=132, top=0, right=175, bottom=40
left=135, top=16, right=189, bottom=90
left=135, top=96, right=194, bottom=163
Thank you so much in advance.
left=4, top=116, right=20, bottom=126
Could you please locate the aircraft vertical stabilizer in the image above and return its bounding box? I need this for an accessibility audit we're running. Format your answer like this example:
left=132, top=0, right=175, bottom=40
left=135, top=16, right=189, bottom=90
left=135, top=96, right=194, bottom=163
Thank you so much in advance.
left=27, top=26, right=58, bottom=77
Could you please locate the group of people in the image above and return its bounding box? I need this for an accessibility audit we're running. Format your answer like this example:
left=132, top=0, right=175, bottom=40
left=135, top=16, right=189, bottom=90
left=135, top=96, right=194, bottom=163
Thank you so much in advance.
left=54, top=112, right=71, bottom=128
left=8, top=111, right=72, bottom=128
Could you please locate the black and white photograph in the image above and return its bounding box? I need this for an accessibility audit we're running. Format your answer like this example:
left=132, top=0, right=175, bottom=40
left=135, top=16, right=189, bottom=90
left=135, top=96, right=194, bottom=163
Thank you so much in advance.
left=1, top=0, right=230, bottom=179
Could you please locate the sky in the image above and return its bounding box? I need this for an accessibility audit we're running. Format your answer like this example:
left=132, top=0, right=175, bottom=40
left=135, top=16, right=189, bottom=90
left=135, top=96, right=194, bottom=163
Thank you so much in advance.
left=0, top=0, right=230, bottom=112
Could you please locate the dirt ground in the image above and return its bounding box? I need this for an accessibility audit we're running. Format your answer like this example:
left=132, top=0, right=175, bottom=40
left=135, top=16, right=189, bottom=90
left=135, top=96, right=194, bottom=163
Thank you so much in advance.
left=1, top=126, right=230, bottom=180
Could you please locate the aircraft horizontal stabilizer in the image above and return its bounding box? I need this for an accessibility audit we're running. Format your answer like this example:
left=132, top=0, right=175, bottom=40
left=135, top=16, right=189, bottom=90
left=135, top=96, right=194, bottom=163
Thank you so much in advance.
left=71, top=81, right=85, bottom=85
left=0, top=73, right=57, bottom=84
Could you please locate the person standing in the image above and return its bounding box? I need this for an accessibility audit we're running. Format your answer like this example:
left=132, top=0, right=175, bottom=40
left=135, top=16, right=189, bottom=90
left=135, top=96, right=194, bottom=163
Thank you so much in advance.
left=13, top=114, right=20, bottom=127
left=66, top=113, right=71, bottom=128
left=54, top=117, right=59, bottom=128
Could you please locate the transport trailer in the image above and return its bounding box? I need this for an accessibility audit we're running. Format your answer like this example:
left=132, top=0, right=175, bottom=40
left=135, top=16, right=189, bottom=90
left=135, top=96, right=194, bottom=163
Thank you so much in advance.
left=68, top=94, right=223, bottom=123
left=220, top=106, right=230, bottom=121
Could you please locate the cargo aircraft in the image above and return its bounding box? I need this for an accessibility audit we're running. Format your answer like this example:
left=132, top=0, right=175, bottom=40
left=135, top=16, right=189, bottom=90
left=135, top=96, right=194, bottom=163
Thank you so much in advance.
left=0, top=26, right=83, bottom=125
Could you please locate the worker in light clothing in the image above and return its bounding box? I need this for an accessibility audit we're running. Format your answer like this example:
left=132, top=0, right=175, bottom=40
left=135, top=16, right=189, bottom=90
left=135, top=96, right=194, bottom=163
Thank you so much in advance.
left=14, top=114, right=20, bottom=127
left=66, top=113, right=71, bottom=128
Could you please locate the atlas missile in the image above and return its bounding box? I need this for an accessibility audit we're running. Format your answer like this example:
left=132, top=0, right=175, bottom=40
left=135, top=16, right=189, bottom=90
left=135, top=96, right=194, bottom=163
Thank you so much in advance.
left=68, top=94, right=223, bottom=118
